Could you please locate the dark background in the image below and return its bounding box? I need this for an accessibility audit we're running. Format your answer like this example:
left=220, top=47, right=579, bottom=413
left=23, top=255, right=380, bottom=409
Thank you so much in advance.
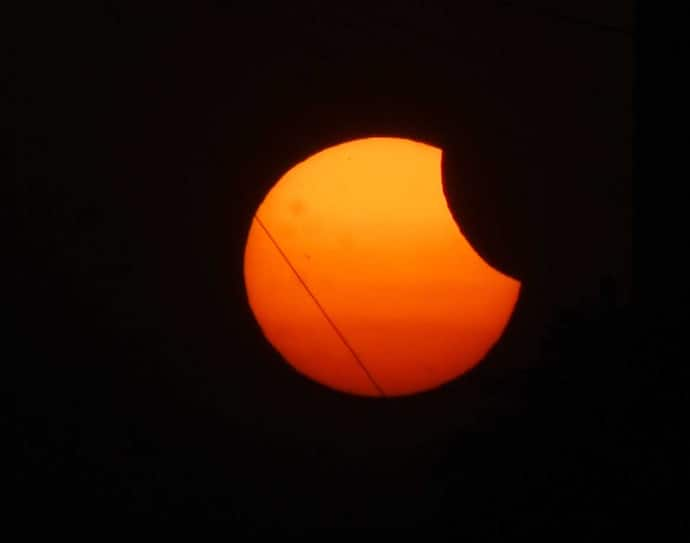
left=12, top=1, right=642, bottom=536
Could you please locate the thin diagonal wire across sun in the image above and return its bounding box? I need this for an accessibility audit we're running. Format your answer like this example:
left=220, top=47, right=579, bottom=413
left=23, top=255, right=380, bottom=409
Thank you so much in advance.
left=253, top=214, right=387, bottom=397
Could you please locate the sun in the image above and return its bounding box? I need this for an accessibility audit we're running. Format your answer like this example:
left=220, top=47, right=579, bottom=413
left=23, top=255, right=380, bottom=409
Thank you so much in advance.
left=243, top=137, right=521, bottom=397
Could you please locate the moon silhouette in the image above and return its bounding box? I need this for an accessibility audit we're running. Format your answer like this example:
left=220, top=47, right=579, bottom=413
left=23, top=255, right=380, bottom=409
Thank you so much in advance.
left=243, top=137, right=521, bottom=397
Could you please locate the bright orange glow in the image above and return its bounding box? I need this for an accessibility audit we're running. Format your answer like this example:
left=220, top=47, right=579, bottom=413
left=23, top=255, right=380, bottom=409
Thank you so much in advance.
left=243, top=137, right=521, bottom=397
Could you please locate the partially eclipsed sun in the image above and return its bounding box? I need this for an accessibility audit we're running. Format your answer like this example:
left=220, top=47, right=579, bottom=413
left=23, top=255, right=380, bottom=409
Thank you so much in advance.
left=243, top=137, right=521, bottom=397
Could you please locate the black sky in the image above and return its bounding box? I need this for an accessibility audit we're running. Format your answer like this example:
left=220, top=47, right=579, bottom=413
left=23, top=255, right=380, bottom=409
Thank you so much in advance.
left=12, top=1, right=640, bottom=536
